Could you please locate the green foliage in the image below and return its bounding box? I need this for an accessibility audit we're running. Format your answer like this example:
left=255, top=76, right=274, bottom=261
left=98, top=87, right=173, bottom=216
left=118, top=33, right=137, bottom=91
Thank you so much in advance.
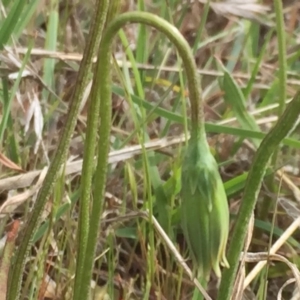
left=1, top=1, right=300, bottom=299
left=0, top=0, right=26, bottom=49
left=7, top=0, right=112, bottom=298
left=218, top=91, right=300, bottom=300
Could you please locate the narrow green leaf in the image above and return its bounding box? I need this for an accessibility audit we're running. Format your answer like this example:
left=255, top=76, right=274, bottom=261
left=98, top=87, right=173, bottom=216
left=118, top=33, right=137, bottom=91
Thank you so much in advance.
left=243, top=30, right=273, bottom=99
left=42, top=2, right=59, bottom=101
left=0, top=40, right=33, bottom=143
left=112, top=85, right=300, bottom=149
left=223, top=71, right=260, bottom=131
left=0, top=0, right=26, bottom=48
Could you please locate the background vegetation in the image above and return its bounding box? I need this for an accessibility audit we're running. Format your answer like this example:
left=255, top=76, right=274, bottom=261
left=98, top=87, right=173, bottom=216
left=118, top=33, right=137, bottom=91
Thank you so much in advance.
left=1, top=0, right=300, bottom=299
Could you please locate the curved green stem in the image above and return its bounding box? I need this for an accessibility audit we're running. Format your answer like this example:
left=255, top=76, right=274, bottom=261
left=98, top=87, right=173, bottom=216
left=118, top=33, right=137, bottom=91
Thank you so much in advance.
left=77, top=12, right=206, bottom=299
left=217, top=92, right=300, bottom=300
left=6, top=1, right=109, bottom=299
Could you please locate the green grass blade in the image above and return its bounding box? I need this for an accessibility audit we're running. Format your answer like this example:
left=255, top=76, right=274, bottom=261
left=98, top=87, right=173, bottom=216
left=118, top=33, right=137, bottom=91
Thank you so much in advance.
left=112, top=85, right=300, bottom=149
left=42, top=0, right=58, bottom=101
left=0, top=41, right=33, bottom=143
left=222, top=69, right=260, bottom=147
left=0, top=0, right=26, bottom=48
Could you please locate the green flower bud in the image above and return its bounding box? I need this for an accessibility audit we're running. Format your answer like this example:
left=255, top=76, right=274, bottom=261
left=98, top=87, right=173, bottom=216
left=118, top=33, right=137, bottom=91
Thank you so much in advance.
left=181, top=139, right=229, bottom=278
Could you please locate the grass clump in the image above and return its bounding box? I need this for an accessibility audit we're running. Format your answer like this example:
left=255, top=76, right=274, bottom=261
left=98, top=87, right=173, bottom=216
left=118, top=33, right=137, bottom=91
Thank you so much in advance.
left=1, top=1, right=300, bottom=299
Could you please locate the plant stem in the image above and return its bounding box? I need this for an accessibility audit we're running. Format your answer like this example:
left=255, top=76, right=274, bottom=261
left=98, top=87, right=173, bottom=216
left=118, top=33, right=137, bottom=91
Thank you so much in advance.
left=6, top=1, right=108, bottom=298
left=78, top=11, right=206, bottom=299
left=73, top=1, right=109, bottom=299
left=0, top=221, right=19, bottom=299
left=274, top=0, right=287, bottom=117
left=260, top=0, right=287, bottom=221
left=217, top=92, right=300, bottom=300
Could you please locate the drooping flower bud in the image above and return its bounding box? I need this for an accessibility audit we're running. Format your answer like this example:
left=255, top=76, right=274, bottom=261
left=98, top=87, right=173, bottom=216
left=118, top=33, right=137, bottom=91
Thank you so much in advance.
left=181, top=139, right=229, bottom=278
